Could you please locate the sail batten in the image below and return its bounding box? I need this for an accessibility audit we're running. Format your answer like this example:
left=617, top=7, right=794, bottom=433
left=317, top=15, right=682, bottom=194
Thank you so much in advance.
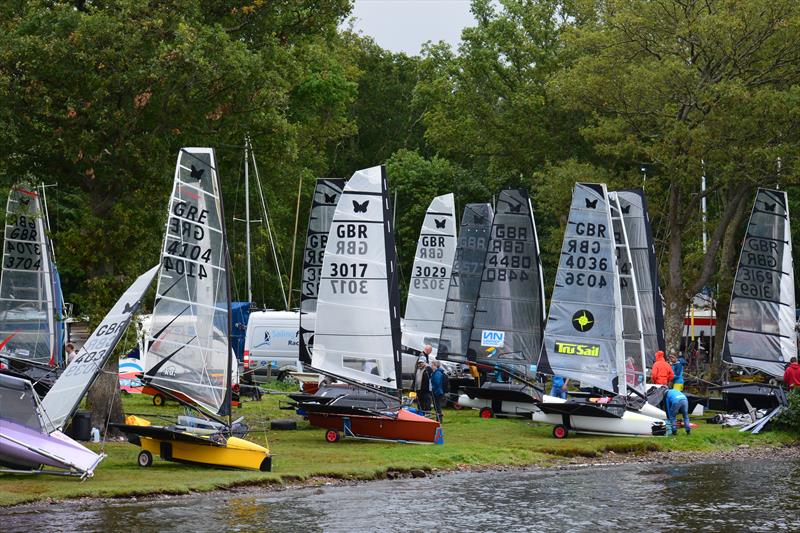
left=144, top=148, right=233, bottom=417
left=722, top=188, right=796, bottom=379
left=402, top=193, right=457, bottom=353
left=466, top=189, right=545, bottom=374
left=312, top=166, right=402, bottom=389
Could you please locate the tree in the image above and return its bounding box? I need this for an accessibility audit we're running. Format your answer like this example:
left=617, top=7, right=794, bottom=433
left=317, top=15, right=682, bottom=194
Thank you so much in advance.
left=553, top=0, right=800, bottom=355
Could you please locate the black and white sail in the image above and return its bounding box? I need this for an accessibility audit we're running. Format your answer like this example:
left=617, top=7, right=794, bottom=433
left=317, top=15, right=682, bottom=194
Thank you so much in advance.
left=41, top=265, right=159, bottom=432
left=0, top=182, right=60, bottom=365
left=616, top=189, right=665, bottom=366
left=144, top=148, right=234, bottom=416
left=467, top=189, right=545, bottom=374
left=299, top=178, right=345, bottom=365
left=312, top=166, right=403, bottom=390
left=402, top=193, right=457, bottom=353
left=609, top=192, right=646, bottom=394
left=722, top=188, right=796, bottom=378
left=538, top=183, right=628, bottom=394
left=437, top=203, right=494, bottom=362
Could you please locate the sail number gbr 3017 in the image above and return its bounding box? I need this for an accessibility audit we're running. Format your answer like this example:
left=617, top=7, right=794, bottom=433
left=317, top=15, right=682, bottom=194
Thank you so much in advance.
left=329, top=223, right=370, bottom=294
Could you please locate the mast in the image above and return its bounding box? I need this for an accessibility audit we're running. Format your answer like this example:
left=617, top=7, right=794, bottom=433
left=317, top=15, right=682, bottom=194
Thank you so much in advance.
left=244, top=140, right=252, bottom=304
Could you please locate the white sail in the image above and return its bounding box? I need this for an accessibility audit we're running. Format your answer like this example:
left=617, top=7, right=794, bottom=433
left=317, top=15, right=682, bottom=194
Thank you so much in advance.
left=609, top=192, right=646, bottom=394
left=723, top=188, right=796, bottom=378
left=0, top=182, right=57, bottom=365
left=144, top=148, right=233, bottom=416
left=616, top=190, right=665, bottom=367
left=41, top=265, right=159, bottom=432
left=299, top=178, right=345, bottom=365
left=312, top=166, right=402, bottom=389
left=402, top=193, right=457, bottom=353
left=538, top=183, right=626, bottom=394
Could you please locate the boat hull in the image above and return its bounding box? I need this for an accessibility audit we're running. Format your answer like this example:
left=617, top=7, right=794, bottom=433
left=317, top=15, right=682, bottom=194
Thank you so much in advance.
left=0, top=420, right=103, bottom=477
left=307, top=408, right=443, bottom=443
left=457, top=394, right=537, bottom=416
left=531, top=395, right=666, bottom=437
left=115, top=417, right=270, bottom=471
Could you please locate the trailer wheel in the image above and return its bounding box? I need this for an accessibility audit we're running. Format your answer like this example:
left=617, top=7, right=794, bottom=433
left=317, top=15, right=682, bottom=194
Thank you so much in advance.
left=553, top=425, right=568, bottom=439
left=260, top=456, right=272, bottom=472
left=152, top=394, right=166, bottom=407
left=452, top=402, right=463, bottom=410
left=325, top=430, right=341, bottom=443
left=479, top=407, right=493, bottom=419
left=138, top=450, right=153, bottom=467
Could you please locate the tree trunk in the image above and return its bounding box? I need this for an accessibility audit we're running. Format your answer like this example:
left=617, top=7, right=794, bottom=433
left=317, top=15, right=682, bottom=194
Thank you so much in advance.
left=86, top=357, right=124, bottom=438
left=663, top=185, right=687, bottom=353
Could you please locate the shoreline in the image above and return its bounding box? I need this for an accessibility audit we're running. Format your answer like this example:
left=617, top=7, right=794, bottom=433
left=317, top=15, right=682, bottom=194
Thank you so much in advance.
left=6, top=440, right=796, bottom=510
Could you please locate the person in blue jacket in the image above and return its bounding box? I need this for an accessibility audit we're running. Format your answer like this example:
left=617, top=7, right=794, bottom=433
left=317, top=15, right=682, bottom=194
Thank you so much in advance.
left=430, top=359, right=447, bottom=422
left=670, top=350, right=687, bottom=391
left=550, top=376, right=569, bottom=399
left=665, top=388, right=690, bottom=435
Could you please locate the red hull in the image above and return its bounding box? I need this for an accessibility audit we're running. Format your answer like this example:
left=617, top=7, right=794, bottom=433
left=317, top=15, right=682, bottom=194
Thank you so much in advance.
left=308, top=409, right=442, bottom=443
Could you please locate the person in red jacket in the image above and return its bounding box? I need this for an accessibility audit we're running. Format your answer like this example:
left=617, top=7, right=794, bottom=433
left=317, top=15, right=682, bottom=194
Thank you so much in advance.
left=651, top=350, right=674, bottom=386
left=784, top=357, right=800, bottom=390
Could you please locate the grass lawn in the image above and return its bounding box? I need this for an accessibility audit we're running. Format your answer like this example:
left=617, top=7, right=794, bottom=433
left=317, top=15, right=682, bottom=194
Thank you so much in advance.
left=0, top=388, right=795, bottom=507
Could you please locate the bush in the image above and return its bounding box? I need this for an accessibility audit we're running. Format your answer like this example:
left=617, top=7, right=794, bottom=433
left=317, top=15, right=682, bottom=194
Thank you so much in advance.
left=774, top=389, right=800, bottom=433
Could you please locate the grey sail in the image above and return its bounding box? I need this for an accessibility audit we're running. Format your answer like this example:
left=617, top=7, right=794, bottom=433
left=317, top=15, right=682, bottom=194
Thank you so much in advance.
left=0, top=182, right=57, bottom=365
left=437, top=203, right=494, bottom=362
left=722, top=188, right=796, bottom=379
left=538, top=183, right=626, bottom=394
left=402, top=193, right=457, bottom=353
left=609, top=192, right=646, bottom=394
left=144, top=148, right=233, bottom=416
left=616, top=189, right=665, bottom=366
left=467, top=189, right=545, bottom=375
left=41, top=265, right=159, bottom=432
left=299, top=178, right=345, bottom=365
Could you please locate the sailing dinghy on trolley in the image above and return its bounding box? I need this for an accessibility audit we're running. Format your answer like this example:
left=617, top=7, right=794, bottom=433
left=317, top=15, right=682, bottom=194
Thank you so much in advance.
left=292, top=166, right=442, bottom=444
left=0, top=181, right=66, bottom=394
left=113, top=148, right=271, bottom=470
left=451, top=189, right=547, bottom=417
left=0, top=265, right=157, bottom=478
left=533, top=183, right=666, bottom=437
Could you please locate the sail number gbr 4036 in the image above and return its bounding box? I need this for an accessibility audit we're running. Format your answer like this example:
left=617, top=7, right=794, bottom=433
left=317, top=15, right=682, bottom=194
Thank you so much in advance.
left=561, top=221, right=611, bottom=289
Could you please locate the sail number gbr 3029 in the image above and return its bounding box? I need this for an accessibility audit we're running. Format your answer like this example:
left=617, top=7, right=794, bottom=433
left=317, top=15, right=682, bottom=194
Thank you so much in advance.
left=329, top=223, right=369, bottom=294
left=562, top=222, right=610, bottom=288
left=164, top=200, right=213, bottom=279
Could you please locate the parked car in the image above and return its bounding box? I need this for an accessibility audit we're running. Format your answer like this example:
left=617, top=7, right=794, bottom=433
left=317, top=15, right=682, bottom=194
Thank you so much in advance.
left=243, top=310, right=301, bottom=383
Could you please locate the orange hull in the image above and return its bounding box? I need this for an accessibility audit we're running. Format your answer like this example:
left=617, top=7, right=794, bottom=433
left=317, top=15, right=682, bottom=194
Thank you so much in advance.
left=308, top=409, right=442, bottom=443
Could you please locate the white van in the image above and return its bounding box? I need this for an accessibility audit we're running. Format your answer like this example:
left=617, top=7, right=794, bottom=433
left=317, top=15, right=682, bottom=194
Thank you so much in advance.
left=243, top=310, right=301, bottom=382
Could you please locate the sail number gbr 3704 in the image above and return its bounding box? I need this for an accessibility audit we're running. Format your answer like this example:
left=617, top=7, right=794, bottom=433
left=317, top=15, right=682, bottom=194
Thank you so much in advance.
left=4, top=215, right=43, bottom=270
left=562, top=222, right=610, bottom=288
left=164, top=200, right=213, bottom=279
left=329, top=223, right=369, bottom=294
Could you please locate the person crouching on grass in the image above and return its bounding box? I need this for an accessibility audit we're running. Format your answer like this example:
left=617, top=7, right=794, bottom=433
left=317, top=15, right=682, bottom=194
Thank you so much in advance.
left=665, top=388, right=690, bottom=436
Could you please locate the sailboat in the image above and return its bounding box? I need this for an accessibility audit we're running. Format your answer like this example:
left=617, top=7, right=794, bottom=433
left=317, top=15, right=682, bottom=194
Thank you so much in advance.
left=719, top=188, right=795, bottom=414
left=436, top=203, right=494, bottom=361
left=293, top=165, right=442, bottom=443
left=533, top=183, right=666, bottom=437
left=615, top=189, right=665, bottom=366
left=0, top=181, right=66, bottom=394
left=401, top=193, right=458, bottom=356
left=0, top=265, right=158, bottom=478
left=453, top=189, right=548, bottom=417
left=114, top=148, right=271, bottom=470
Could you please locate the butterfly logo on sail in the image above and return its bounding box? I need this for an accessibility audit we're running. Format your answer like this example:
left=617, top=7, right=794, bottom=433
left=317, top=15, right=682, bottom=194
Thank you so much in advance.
left=324, top=193, right=337, bottom=203
left=19, top=196, right=31, bottom=206
left=189, top=165, right=205, bottom=181
left=435, top=218, right=447, bottom=229
left=509, top=202, right=522, bottom=213
left=621, top=204, right=631, bottom=214
left=352, top=200, right=369, bottom=213
left=473, top=214, right=484, bottom=224
left=585, top=198, right=598, bottom=209
left=764, top=202, right=777, bottom=212
left=122, top=302, right=136, bottom=314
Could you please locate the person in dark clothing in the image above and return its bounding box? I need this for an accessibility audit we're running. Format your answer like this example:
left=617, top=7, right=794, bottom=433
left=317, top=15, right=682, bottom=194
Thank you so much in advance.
left=430, top=360, right=446, bottom=421
left=413, top=355, right=433, bottom=412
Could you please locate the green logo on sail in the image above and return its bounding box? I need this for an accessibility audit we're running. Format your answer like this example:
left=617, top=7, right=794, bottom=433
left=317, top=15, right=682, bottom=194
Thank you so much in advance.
left=555, top=342, right=600, bottom=357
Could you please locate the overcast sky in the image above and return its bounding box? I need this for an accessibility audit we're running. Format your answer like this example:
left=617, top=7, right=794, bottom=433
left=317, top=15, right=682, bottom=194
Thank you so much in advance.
left=347, top=0, right=476, bottom=55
